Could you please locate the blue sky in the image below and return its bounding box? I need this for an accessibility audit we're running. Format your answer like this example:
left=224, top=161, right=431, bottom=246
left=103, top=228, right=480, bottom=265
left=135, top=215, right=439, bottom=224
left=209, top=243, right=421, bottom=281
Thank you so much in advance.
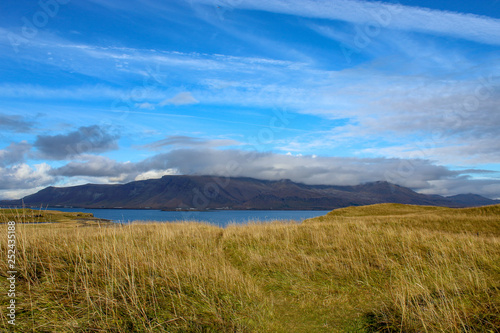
left=0, top=0, right=499, bottom=199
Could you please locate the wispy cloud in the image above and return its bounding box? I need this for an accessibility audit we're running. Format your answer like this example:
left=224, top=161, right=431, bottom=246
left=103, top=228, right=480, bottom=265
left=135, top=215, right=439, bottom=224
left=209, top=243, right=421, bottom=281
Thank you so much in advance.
left=189, top=0, right=500, bottom=45
left=0, top=113, right=36, bottom=132
left=140, top=135, right=241, bottom=150
left=0, top=27, right=303, bottom=84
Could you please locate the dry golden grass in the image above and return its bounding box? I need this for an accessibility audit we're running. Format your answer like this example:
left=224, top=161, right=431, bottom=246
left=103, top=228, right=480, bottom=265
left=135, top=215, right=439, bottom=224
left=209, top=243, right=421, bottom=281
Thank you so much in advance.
left=0, top=203, right=499, bottom=332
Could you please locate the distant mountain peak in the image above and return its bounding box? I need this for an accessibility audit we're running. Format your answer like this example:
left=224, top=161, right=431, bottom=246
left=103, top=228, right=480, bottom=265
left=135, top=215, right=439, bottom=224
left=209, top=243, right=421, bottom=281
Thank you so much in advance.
left=445, top=193, right=499, bottom=207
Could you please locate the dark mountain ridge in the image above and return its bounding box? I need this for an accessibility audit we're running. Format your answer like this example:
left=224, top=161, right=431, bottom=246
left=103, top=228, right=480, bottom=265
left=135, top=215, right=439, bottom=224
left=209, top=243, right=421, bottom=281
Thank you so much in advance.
left=2, top=175, right=499, bottom=210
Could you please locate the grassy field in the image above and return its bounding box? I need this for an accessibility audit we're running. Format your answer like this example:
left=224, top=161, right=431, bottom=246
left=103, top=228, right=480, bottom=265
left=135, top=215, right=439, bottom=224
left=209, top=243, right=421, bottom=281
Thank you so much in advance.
left=0, top=204, right=499, bottom=332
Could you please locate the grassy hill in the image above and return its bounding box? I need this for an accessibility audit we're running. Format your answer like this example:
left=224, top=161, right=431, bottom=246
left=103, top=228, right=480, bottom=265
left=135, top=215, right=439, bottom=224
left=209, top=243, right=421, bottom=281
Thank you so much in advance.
left=1, top=204, right=499, bottom=332
left=0, top=208, right=110, bottom=226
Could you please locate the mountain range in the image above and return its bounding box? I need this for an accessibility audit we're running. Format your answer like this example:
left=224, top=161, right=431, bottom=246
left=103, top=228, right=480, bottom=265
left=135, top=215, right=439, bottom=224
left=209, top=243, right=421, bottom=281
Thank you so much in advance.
left=1, top=175, right=498, bottom=210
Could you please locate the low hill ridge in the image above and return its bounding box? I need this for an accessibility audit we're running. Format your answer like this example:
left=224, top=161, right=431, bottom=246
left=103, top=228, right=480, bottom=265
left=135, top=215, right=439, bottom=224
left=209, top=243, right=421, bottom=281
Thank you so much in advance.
left=3, top=175, right=499, bottom=209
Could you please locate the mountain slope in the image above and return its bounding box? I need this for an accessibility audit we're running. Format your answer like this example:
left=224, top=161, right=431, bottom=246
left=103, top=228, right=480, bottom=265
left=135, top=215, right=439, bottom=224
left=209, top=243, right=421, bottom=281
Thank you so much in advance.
left=9, top=175, right=497, bottom=210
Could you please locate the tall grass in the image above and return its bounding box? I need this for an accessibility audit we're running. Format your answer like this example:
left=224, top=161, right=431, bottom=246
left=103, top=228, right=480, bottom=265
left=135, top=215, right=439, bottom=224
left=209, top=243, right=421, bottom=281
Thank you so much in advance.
left=0, top=222, right=268, bottom=332
left=1, top=204, right=499, bottom=332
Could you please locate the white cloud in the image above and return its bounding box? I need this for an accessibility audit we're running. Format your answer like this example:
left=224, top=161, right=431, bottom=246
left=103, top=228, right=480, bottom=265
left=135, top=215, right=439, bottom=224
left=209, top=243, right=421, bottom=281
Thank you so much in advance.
left=159, top=92, right=199, bottom=106
left=0, top=163, right=56, bottom=199
left=0, top=187, right=48, bottom=200
left=136, top=102, right=156, bottom=110
left=135, top=168, right=179, bottom=181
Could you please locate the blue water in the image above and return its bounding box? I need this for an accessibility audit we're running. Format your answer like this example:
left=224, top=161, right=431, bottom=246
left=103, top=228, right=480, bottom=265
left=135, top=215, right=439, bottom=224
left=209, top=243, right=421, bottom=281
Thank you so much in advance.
left=49, top=208, right=330, bottom=227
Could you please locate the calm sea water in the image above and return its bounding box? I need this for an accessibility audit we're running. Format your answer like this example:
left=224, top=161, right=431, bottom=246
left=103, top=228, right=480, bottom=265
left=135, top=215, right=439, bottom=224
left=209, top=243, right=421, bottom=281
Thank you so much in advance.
left=51, top=208, right=330, bottom=227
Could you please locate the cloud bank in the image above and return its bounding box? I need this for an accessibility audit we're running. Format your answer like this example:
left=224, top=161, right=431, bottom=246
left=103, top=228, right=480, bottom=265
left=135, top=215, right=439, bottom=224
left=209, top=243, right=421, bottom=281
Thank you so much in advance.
left=33, top=125, right=119, bottom=160
left=1, top=144, right=499, bottom=199
left=42, top=148, right=500, bottom=199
